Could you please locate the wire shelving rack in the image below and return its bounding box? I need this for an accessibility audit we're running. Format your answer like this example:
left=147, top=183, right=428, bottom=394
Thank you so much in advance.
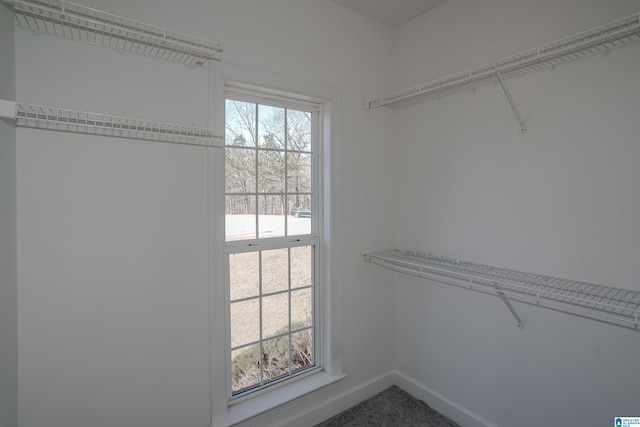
left=365, top=249, right=640, bottom=331
left=0, top=99, right=222, bottom=147
left=366, top=13, right=640, bottom=110
left=5, top=0, right=223, bottom=66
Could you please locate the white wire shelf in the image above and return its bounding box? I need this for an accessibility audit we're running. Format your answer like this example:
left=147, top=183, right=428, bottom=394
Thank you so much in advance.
left=0, top=99, right=222, bottom=147
left=6, top=0, right=223, bottom=66
left=365, top=249, right=640, bottom=331
left=366, top=13, right=640, bottom=110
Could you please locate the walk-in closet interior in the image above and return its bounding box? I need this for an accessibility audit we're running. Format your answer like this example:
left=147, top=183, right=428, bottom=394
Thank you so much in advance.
left=1, top=1, right=639, bottom=426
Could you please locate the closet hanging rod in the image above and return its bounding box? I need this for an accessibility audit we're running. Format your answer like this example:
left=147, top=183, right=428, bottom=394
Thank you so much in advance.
left=364, top=249, right=640, bottom=331
left=366, top=12, right=640, bottom=110
left=0, top=99, right=223, bottom=147
left=4, top=0, right=223, bottom=66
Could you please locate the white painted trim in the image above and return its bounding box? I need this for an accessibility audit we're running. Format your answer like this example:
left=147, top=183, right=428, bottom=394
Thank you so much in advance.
left=208, top=60, right=229, bottom=427
left=218, top=62, right=342, bottom=106
left=393, top=371, right=500, bottom=427
left=222, top=371, right=348, bottom=427
left=208, top=61, right=344, bottom=426
left=237, top=371, right=395, bottom=427
left=322, top=91, right=342, bottom=376
left=212, top=369, right=498, bottom=427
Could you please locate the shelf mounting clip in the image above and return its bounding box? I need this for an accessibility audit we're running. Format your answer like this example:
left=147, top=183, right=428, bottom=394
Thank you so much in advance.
left=0, top=99, right=17, bottom=121
left=495, top=71, right=526, bottom=133
left=494, top=283, right=524, bottom=329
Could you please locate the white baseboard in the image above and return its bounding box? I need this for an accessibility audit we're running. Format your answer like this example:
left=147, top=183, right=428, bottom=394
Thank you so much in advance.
left=225, top=369, right=497, bottom=427
left=392, top=370, right=499, bottom=427
left=237, top=370, right=395, bottom=427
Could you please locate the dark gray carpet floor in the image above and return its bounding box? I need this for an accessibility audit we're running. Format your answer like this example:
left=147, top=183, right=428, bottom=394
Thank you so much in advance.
left=315, top=386, right=459, bottom=427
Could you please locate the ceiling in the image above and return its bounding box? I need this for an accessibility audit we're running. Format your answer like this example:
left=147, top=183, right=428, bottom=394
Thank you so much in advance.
left=330, top=0, right=447, bottom=28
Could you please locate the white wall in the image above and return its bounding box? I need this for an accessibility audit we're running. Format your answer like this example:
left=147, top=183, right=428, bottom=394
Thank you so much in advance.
left=0, top=3, right=18, bottom=427
left=15, top=1, right=396, bottom=426
left=391, top=1, right=640, bottom=426
left=20, top=1, right=638, bottom=425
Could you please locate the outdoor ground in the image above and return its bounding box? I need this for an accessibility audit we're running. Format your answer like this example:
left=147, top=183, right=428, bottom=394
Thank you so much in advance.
left=226, top=214, right=314, bottom=392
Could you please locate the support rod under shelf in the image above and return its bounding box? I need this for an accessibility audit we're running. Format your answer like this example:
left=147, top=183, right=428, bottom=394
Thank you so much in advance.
left=495, top=71, right=526, bottom=133
left=495, top=283, right=525, bottom=329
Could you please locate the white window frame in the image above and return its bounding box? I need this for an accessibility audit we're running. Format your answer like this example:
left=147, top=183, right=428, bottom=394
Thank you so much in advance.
left=208, top=63, right=345, bottom=427
left=224, top=90, right=321, bottom=400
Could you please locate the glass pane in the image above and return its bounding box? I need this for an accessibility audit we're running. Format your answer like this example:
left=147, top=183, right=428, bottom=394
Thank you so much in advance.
left=226, top=195, right=256, bottom=241
left=226, top=100, right=256, bottom=147
left=290, top=245, right=312, bottom=289
left=258, top=150, right=285, bottom=194
left=229, top=252, right=259, bottom=301
left=287, top=109, right=312, bottom=152
left=287, top=152, right=311, bottom=193
left=258, top=105, right=285, bottom=149
left=287, top=195, right=311, bottom=236
left=231, top=346, right=261, bottom=395
left=225, top=146, right=256, bottom=194
left=262, top=293, right=289, bottom=339
left=230, top=299, right=260, bottom=348
left=258, top=195, right=285, bottom=238
left=291, top=288, right=313, bottom=328
left=263, top=335, right=290, bottom=382
left=291, top=329, right=313, bottom=372
left=261, top=248, right=289, bottom=294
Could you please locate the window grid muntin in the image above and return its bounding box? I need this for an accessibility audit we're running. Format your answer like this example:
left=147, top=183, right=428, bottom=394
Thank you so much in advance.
left=226, top=192, right=312, bottom=196
left=284, top=109, right=288, bottom=236
left=226, top=144, right=312, bottom=155
left=225, top=93, right=319, bottom=400
left=231, top=325, right=315, bottom=353
left=258, top=249, right=264, bottom=386
left=225, top=100, right=314, bottom=241
left=287, top=247, right=292, bottom=371
left=253, top=102, right=259, bottom=239
left=230, top=283, right=314, bottom=305
left=227, top=243, right=317, bottom=397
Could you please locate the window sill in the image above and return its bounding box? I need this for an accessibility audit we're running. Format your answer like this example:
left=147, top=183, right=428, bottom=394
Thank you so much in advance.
left=221, top=370, right=347, bottom=426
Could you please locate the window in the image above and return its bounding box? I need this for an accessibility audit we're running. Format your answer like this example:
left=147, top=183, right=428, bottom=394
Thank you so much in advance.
left=224, top=92, right=321, bottom=399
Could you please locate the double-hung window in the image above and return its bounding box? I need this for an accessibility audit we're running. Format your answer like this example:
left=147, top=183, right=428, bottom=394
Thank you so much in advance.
left=224, top=89, right=321, bottom=399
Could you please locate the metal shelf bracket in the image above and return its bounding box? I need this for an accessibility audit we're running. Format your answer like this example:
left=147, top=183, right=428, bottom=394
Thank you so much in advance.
left=494, top=283, right=525, bottom=328
left=495, top=71, right=526, bottom=133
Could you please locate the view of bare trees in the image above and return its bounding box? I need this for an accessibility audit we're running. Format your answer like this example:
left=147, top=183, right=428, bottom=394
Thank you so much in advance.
left=225, top=100, right=312, bottom=216
left=225, top=99, right=317, bottom=394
